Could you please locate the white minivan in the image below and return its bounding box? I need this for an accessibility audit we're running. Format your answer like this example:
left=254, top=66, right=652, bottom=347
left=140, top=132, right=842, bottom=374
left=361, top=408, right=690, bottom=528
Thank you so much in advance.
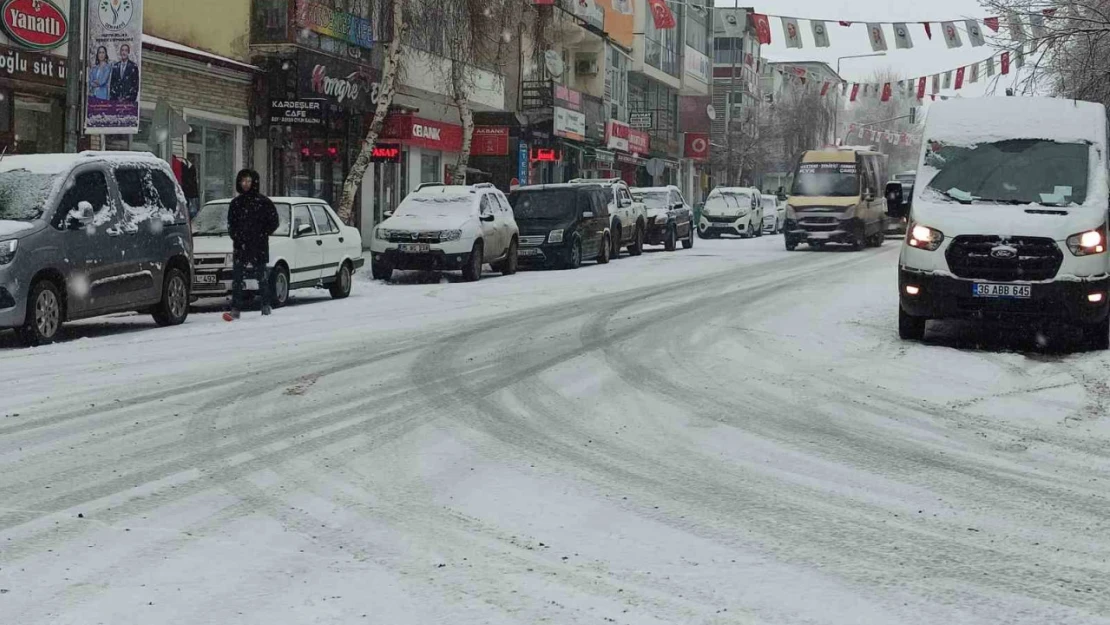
left=899, top=97, right=1110, bottom=349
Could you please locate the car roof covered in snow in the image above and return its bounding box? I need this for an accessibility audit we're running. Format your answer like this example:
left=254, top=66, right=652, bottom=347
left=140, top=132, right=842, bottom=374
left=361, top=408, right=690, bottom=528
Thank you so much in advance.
left=203, top=197, right=337, bottom=206
left=631, top=186, right=678, bottom=194
left=924, top=97, right=1108, bottom=146
left=0, top=151, right=169, bottom=176
left=512, top=183, right=600, bottom=192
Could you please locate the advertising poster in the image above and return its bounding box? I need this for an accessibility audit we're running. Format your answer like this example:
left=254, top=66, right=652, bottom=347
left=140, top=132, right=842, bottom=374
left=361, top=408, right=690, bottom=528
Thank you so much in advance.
left=85, top=0, right=143, bottom=134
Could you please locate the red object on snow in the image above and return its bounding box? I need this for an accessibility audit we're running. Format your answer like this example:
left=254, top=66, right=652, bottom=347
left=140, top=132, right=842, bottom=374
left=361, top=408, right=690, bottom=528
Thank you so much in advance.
left=647, top=0, right=676, bottom=29
left=751, top=13, right=772, bottom=45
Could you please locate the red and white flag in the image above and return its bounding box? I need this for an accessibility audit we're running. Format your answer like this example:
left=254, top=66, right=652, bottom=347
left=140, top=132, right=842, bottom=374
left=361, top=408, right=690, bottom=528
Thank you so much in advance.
left=647, top=0, right=676, bottom=29
left=955, top=66, right=965, bottom=89
left=839, top=21, right=852, bottom=27
left=923, top=22, right=933, bottom=39
left=751, top=13, right=772, bottom=45
left=850, top=83, right=860, bottom=102
left=1001, top=51, right=1011, bottom=75
left=917, top=76, right=927, bottom=100
left=881, top=83, right=892, bottom=102
left=984, top=17, right=1000, bottom=32
left=820, top=81, right=831, bottom=96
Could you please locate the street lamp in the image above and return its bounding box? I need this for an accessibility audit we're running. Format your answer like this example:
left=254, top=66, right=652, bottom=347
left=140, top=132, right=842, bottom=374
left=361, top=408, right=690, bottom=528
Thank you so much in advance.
left=833, top=52, right=886, bottom=146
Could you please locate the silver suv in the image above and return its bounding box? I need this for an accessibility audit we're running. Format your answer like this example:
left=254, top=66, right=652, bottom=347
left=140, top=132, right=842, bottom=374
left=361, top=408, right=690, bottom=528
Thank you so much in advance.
left=0, top=152, right=193, bottom=345
left=568, top=178, right=647, bottom=258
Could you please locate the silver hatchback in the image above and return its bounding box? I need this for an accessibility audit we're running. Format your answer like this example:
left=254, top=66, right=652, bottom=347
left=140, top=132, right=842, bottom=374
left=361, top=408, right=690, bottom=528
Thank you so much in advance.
left=0, top=152, right=193, bottom=346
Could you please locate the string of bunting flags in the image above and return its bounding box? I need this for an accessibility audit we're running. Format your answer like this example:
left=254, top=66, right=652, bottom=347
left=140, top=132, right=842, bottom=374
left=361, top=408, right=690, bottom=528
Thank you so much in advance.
left=745, top=8, right=1059, bottom=52
left=766, top=45, right=1026, bottom=103
left=844, top=123, right=921, bottom=148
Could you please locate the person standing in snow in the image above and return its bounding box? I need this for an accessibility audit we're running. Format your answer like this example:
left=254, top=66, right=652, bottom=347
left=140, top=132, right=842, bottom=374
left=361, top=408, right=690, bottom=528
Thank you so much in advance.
left=225, top=169, right=279, bottom=320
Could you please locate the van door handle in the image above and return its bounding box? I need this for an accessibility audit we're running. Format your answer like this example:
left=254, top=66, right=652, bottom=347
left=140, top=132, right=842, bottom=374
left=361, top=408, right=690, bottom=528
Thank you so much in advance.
left=339, top=237, right=344, bottom=243
left=316, top=240, right=323, bottom=246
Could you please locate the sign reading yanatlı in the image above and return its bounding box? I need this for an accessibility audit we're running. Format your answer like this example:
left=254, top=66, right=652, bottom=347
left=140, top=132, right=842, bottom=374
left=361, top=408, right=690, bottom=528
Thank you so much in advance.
left=85, top=0, right=143, bottom=134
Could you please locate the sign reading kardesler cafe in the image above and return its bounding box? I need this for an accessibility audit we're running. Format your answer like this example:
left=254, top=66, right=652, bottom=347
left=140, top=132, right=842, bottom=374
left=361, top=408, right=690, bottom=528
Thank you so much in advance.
left=85, top=0, right=143, bottom=134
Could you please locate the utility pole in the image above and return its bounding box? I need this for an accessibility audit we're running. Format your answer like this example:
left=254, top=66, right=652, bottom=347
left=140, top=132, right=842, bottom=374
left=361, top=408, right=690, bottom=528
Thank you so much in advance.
left=64, top=0, right=84, bottom=153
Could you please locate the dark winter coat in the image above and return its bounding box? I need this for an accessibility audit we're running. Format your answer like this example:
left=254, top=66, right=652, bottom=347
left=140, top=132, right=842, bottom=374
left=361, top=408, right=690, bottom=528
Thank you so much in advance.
left=227, top=169, right=279, bottom=264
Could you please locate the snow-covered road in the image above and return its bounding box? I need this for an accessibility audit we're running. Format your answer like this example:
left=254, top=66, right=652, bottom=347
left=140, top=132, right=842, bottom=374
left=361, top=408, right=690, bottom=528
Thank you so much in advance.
left=2, top=237, right=1109, bottom=624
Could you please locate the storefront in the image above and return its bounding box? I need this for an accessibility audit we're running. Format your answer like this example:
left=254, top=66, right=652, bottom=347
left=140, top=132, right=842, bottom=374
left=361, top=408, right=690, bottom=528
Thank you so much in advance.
left=0, top=0, right=71, bottom=154
left=253, top=50, right=376, bottom=216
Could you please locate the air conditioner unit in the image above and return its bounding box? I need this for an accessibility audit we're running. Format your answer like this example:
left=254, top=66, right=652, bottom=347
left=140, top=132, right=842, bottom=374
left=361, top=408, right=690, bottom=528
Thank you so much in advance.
left=576, top=58, right=599, bottom=76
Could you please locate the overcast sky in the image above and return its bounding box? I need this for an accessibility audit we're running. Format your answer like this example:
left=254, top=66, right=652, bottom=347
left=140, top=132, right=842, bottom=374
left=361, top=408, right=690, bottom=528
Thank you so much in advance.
left=729, top=0, right=1020, bottom=98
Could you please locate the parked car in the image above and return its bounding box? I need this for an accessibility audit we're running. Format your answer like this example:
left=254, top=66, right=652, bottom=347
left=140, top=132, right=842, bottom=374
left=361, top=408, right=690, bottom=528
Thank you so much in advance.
left=508, top=184, right=611, bottom=268
left=632, top=185, right=695, bottom=251
left=0, top=151, right=192, bottom=345
left=761, top=194, right=785, bottom=234
left=899, top=97, right=1110, bottom=350
left=568, top=178, right=647, bottom=258
left=370, top=183, right=519, bottom=282
left=698, top=187, right=764, bottom=238
left=192, top=198, right=364, bottom=305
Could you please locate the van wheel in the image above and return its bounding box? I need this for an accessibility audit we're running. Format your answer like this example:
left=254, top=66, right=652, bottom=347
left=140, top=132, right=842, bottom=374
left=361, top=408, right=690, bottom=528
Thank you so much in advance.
left=899, top=307, right=927, bottom=341
left=597, top=235, right=611, bottom=264
left=329, top=262, right=353, bottom=299
left=565, top=238, right=583, bottom=270
left=785, top=240, right=798, bottom=251
left=664, top=225, right=677, bottom=252
left=17, top=279, right=63, bottom=346
left=1081, top=316, right=1110, bottom=351
left=743, top=223, right=754, bottom=239
left=152, top=267, right=190, bottom=327
left=271, top=264, right=290, bottom=308
left=462, top=241, right=484, bottom=282
left=628, top=224, right=645, bottom=256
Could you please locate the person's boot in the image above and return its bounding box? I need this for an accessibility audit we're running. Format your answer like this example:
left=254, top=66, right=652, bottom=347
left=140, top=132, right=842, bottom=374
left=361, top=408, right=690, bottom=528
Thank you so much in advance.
left=223, top=309, right=241, bottom=322
left=261, top=305, right=272, bottom=316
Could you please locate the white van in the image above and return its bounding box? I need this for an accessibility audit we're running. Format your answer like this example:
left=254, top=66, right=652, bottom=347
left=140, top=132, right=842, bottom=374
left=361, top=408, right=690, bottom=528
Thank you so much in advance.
left=899, top=97, right=1110, bottom=349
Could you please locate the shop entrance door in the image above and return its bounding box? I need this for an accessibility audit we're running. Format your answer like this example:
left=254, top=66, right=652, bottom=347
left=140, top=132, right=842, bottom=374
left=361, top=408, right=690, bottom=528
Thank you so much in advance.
left=372, top=153, right=406, bottom=224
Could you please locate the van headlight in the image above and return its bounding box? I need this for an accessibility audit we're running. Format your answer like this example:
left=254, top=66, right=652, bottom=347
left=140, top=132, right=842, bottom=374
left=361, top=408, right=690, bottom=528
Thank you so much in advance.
left=439, top=229, right=462, bottom=242
left=907, top=224, right=944, bottom=251
left=0, top=239, right=16, bottom=265
left=375, top=227, right=390, bottom=240
left=1067, top=226, right=1107, bottom=256
left=548, top=229, right=564, bottom=243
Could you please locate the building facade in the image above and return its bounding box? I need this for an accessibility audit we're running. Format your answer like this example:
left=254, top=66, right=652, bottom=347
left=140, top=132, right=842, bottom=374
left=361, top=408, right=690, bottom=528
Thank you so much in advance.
left=0, top=0, right=72, bottom=155
left=710, top=6, right=762, bottom=187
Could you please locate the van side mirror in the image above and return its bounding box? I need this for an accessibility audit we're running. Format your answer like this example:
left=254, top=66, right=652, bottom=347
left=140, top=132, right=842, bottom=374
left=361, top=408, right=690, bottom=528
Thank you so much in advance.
left=383, top=211, right=393, bottom=219
left=480, top=213, right=495, bottom=222
left=68, top=201, right=95, bottom=229
left=673, top=202, right=684, bottom=210
left=620, top=198, right=633, bottom=208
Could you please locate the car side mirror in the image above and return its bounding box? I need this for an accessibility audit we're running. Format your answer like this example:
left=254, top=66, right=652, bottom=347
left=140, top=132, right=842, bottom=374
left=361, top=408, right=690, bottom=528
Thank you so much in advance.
left=68, top=201, right=95, bottom=229
left=673, top=202, right=684, bottom=210
left=296, top=223, right=314, bottom=237
left=620, top=198, right=633, bottom=208
left=480, top=213, right=495, bottom=222
left=383, top=211, right=393, bottom=219
left=582, top=211, right=595, bottom=219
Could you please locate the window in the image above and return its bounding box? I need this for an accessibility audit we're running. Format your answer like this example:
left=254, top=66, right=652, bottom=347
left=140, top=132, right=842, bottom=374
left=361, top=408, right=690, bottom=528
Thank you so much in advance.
left=714, top=37, right=742, bottom=65
left=115, top=168, right=145, bottom=207
left=479, top=194, right=494, bottom=216
left=685, top=0, right=709, bottom=53
left=187, top=119, right=237, bottom=204
left=149, top=170, right=180, bottom=211
left=421, top=152, right=441, bottom=183
left=309, top=205, right=339, bottom=234
left=644, top=1, right=680, bottom=76
left=606, top=45, right=631, bottom=122
left=54, top=171, right=110, bottom=229
left=293, top=204, right=316, bottom=236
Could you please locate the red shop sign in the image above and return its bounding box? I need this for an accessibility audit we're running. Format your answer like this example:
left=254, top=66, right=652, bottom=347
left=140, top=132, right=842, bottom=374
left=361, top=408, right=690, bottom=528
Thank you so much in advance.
left=628, top=129, right=650, bottom=155
left=471, top=126, right=510, bottom=156
left=683, top=133, right=709, bottom=161
left=380, top=113, right=464, bottom=152
left=1, top=0, right=67, bottom=50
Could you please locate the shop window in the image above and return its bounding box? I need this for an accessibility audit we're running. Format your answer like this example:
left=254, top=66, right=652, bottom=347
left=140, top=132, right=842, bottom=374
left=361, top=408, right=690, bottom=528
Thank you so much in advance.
left=421, top=152, right=441, bottom=183
left=187, top=120, right=237, bottom=204
left=11, top=95, right=62, bottom=154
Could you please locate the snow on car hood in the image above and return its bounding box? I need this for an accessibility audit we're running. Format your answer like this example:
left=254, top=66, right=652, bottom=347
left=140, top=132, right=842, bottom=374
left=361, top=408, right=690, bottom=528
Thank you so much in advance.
left=0, top=220, right=36, bottom=237
left=912, top=200, right=1106, bottom=240
left=383, top=214, right=470, bottom=232
left=192, top=235, right=233, bottom=255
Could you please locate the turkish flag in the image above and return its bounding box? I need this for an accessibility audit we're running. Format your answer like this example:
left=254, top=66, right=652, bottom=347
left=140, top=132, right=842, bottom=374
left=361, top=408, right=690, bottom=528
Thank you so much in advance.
left=917, top=76, right=927, bottom=100
left=923, top=22, right=933, bottom=39
left=821, top=81, right=831, bottom=96
left=839, top=21, right=852, bottom=27
left=751, top=13, right=772, bottom=45
left=683, top=133, right=710, bottom=161
left=881, top=83, right=892, bottom=102
left=850, top=83, right=860, bottom=102
left=955, top=67, right=965, bottom=89
left=1001, top=51, right=1011, bottom=75
left=648, top=0, right=676, bottom=29
left=984, top=17, right=1000, bottom=32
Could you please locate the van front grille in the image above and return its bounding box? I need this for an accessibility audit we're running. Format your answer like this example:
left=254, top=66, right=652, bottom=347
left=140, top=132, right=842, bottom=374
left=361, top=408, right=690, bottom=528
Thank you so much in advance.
left=945, top=235, right=1063, bottom=282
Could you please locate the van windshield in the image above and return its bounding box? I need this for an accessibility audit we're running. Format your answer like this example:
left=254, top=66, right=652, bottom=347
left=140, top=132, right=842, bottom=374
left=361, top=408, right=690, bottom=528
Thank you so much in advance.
left=509, top=189, right=578, bottom=221
left=925, top=139, right=1089, bottom=205
left=791, top=162, right=860, bottom=197
left=193, top=202, right=292, bottom=236
left=0, top=170, right=57, bottom=222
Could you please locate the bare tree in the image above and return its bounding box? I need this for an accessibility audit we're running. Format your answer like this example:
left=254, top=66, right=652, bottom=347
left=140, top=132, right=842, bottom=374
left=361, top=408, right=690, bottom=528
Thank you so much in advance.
left=843, top=68, right=922, bottom=173
left=762, top=81, right=836, bottom=176
left=337, top=0, right=408, bottom=224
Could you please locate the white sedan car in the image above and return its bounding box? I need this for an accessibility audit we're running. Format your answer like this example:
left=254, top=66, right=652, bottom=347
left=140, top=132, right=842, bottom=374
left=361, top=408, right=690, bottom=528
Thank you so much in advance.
left=191, top=198, right=365, bottom=306
left=369, top=183, right=519, bottom=282
left=761, top=194, right=786, bottom=234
